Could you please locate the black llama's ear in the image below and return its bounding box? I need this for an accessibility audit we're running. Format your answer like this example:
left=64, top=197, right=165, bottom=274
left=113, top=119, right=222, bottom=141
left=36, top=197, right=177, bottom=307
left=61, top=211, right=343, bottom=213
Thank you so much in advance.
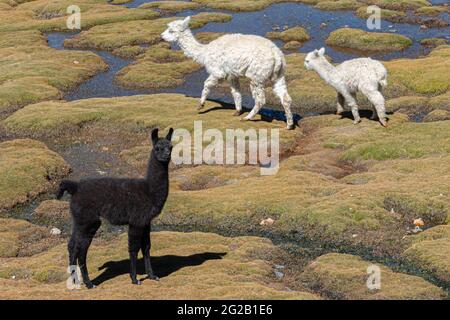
left=166, top=128, right=174, bottom=141
left=151, top=128, right=159, bottom=145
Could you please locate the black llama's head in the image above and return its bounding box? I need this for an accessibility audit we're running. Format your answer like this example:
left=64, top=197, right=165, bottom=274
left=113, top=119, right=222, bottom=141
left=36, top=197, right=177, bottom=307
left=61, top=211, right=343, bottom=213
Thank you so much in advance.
left=151, top=128, right=174, bottom=163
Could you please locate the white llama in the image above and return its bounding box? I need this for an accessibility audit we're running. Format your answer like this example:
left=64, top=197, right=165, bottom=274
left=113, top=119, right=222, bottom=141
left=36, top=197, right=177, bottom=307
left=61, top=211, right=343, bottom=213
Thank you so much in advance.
left=161, top=16, right=295, bottom=130
left=304, top=47, right=388, bottom=126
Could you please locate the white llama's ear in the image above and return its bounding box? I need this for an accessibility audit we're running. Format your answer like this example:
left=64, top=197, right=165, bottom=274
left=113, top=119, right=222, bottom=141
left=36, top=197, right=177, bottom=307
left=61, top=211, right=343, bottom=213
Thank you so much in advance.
left=318, top=47, right=325, bottom=56
left=181, top=16, right=191, bottom=29
left=314, top=49, right=319, bottom=57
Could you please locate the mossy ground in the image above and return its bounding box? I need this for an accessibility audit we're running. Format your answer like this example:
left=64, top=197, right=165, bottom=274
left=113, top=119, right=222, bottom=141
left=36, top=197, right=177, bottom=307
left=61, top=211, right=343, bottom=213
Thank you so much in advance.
left=315, top=0, right=362, bottom=11
left=3, top=94, right=299, bottom=151
left=301, top=253, right=444, bottom=299
left=384, top=45, right=450, bottom=95
left=0, top=0, right=159, bottom=33
left=420, top=38, right=448, bottom=48
left=0, top=218, right=61, bottom=258
left=1, top=0, right=449, bottom=300
left=64, top=12, right=232, bottom=51
left=266, top=26, right=310, bottom=43
left=402, top=225, right=450, bottom=284
left=115, top=43, right=202, bottom=89
left=0, top=37, right=107, bottom=116
left=139, top=1, right=202, bottom=12
left=0, top=139, right=70, bottom=211
left=0, top=228, right=320, bottom=299
left=326, top=28, right=412, bottom=52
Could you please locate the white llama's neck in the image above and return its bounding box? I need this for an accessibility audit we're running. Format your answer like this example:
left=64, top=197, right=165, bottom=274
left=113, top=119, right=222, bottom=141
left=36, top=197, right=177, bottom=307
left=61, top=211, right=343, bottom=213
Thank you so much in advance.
left=314, top=58, right=339, bottom=87
left=177, top=29, right=206, bottom=64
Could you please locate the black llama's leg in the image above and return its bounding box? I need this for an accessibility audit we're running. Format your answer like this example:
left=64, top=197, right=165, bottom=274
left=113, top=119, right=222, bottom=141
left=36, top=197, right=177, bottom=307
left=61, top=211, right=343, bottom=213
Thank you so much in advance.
left=141, top=225, right=159, bottom=281
left=128, top=225, right=143, bottom=285
left=77, top=220, right=101, bottom=289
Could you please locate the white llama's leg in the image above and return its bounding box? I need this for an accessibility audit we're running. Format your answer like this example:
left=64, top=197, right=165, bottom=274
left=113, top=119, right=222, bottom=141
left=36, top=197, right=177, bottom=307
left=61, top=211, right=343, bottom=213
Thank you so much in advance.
left=273, top=76, right=294, bottom=130
left=337, top=93, right=345, bottom=115
left=229, top=77, right=243, bottom=116
left=363, top=88, right=387, bottom=127
left=198, top=75, right=220, bottom=110
left=343, top=91, right=360, bottom=124
left=243, top=82, right=265, bottom=121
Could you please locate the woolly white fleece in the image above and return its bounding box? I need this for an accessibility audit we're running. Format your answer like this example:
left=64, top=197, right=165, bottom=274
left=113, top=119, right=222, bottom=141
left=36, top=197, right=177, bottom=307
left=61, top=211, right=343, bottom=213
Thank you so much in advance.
left=161, top=16, right=294, bottom=129
left=304, top=47, right=388, bottom=126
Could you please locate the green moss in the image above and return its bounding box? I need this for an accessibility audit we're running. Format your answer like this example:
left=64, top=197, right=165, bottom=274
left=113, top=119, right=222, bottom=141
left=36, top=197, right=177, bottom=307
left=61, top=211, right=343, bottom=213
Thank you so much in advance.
left=420, top=38, right=448, bottom=48
left=3, top=94, right=299, bottom=149
left=315, top=0, right=362, bottom=11
left=196, top=32, right=227, bottom=44
left=0, top=45, right=107, bottom=114
left=115, top=44, right=201, bottom=89
left=283, top=41, right=302, bottom=50
left=368, top=0, right=431, bottom=10
left=355, top=6, right=406, bottom=22
left=429, top=91, right=450, bottom=111
left=139, top=1, right=202, bottom=12
left=326, top=28, right=412, bottom=52
left=0, top=231, right=320, bottom=299
left=385, top=96, right=430, bottom=114
left=336, top=120, right=450, bottom=161
left=266, top=26, right=310, bottom=43
left=0, top=2, right=160, bottom=33
left=64, top=12, right=232, bottom=51
left=0, top=140, right=70, bottom=210
left=423, top=109, right=450, bottom=122
left=385, top=46, right=450, bottom=95
left=0, top=30, right=46, bottom=48
left=33, top=200, right=70, bottom=228
left=111, top=45, right=146, bottom=59
left=0, top=218, right=60, bottom=258
left=403, top=225, right=450, bottom=284
left=301, top=253, right=444, bottom=299
left=415, top=5, right=448, bottom=16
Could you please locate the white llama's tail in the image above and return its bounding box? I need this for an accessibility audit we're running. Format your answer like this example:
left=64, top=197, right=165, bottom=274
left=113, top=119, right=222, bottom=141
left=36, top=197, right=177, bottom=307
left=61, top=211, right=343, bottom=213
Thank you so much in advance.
left=271, top=52, right=286, bottom=82
left=379, top=76, right=388, bottom=89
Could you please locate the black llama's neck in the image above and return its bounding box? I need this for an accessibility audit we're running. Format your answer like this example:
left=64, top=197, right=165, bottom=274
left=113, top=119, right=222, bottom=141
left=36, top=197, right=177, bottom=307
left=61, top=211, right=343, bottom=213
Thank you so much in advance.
left=146, top=153, right=169, bottom=210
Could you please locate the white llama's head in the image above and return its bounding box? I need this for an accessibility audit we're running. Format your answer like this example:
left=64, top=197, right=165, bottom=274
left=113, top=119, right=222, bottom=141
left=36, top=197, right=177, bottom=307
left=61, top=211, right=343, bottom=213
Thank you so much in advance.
left=304, top=47, right=326, bottom=70
left=161, top=16, right=191, bottom=43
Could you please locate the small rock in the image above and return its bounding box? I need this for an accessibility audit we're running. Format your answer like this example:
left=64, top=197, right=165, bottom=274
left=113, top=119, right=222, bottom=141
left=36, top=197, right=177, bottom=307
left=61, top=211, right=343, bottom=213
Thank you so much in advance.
left=96, top=169, right=107, bottom=175
left=274, top=270, right=284, bottom=279
left=260, top=218, right=275, bottom=226
left=50, top=227, right=61, bottom=236
left=320, top=22, right=327, bottom=29
left=411, top=226, right=423, bottom=234
left=11, top=275, right=16, bottom=280
left=274, top=264, right=285, bottom=270
left=390, top=208, right=395, bottom=215
left=420, top=24, right=428, bottom=30
left=352, top=234, right=358, bottom=238
left=73, top=60, right=80, bottom=64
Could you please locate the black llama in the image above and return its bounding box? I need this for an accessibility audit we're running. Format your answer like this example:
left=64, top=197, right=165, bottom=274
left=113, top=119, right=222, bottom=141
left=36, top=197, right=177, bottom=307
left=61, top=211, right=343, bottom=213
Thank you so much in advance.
left=57, top=128, right=173, bottom=288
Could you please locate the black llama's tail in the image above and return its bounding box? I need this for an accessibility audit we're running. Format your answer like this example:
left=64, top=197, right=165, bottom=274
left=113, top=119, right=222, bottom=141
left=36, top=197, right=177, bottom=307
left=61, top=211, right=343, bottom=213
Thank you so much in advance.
left=57, top=180, right=78, bottom=199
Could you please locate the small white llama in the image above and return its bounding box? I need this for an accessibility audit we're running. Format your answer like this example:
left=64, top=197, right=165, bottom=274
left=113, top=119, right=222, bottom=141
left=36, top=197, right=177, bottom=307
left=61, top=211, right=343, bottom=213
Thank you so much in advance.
left=161, top=16, right=295, bottom=130
left=304, top=47, right=388, bottom=126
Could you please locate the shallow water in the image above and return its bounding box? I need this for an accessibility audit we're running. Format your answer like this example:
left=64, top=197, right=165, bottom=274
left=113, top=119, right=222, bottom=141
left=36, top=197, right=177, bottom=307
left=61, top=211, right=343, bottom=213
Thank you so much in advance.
left=47, top=1, right=449, bottom=111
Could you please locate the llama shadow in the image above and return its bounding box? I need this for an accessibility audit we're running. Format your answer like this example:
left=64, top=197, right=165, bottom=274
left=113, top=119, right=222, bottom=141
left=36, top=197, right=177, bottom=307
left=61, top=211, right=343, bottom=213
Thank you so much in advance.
left=339, top=110, right=391, bottom=124
left=198, top=99, right=300, bottom=127
left=91, top=252, right=226, bottom=285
